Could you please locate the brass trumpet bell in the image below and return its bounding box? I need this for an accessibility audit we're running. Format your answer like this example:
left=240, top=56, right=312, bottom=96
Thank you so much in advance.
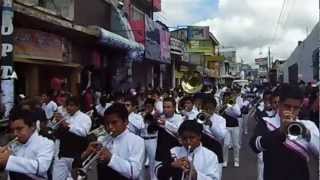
left=181, top=71, right=203, bottom=94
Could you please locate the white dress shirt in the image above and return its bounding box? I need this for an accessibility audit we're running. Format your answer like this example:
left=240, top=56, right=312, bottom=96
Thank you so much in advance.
left=204, top=113, right=227, bottom=142
left=225, top=104, right=241, bottom=118
left=67, top=110, right=92, bottom=137
left=183, top=109, right=199, bottom=121
left=155, top=100, right=163, bottom=114
left=102, top=129, right=145, bottom=179
left=170, top=145, right=219, bottom=180
left=128, top=112, right=145, bottom=135
left=42, top=101, right=58, bottom=120
left=95, top=103, right=112, bottom=117
left=163, top=114, right=184, bottom=135
left=6, top=132, right=54, bottom=179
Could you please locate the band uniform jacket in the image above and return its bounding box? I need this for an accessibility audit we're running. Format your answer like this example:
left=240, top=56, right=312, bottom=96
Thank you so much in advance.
left=155, top=145, right=219, bottom=180
left=155, top=114, right=184, bottom=162
left=6, top=131, right=54, bottom=180
left=56, top=110, right=92, bottom=160
left=128, top=112, right=145, bottom=136
left=201, top=113, right=227, bottom=163
left=250, top=114, right=319, bottom=180
left=98, top=129, right=145, bottom=180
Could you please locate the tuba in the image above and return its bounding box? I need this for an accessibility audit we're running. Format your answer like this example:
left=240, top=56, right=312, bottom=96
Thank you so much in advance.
left=181, top=71, right=203, bottom=94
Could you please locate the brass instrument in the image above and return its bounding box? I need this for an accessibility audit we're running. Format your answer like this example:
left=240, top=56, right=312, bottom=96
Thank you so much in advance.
left=287, top=122, right=309, bottom=141
left=76, top=132, right=113, bottom=180
left=195, top=112, right=211, bottom=125
left=181, top=71, right=203, bottom=94
left=2, top=137, right=18, bottom=149
left=181, top=145, right=195, bottom=180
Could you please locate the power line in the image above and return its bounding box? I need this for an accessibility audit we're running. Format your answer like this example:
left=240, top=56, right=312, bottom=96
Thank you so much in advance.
left=271, top=0, right=289, bottom=45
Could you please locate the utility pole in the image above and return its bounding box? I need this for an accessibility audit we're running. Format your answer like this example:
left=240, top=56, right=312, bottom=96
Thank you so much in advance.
left=268, top=47, right=271, bottom=72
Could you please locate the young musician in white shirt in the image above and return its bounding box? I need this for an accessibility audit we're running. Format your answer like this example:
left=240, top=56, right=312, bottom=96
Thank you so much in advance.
left=52, top=96, right=92, bottom=180
left=0, top=109, right=54, bottom=180
left=155, top=120, right=220, bottom=180
left=250, top=84, right=319, bottom=180
left=124, top=97, right=145, bottom=136
left=82, top=103, right=145, bottom=180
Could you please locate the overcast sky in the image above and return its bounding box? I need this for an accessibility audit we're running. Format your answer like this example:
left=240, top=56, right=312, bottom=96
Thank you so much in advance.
left=156, top=0, right=319, bottom=65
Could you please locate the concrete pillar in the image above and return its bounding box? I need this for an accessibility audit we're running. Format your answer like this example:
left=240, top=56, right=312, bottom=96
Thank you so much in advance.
left=70, top=68, right=80, bottom=97
left=172, top=58, right=176, bottom=88
left=27, top=64, right=39, bottom=97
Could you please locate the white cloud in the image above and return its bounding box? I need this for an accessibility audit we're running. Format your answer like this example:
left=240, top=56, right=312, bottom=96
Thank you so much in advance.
left=162, top=0, right=319, bottom=65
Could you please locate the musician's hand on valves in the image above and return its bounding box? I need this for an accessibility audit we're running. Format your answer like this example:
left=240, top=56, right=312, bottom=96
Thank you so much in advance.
left=281, top=110, right=295, bottom=132
left=84, top=142, right=101, bottom=156
left=0, top=148, right=12, bottom=168
left=98, top=148, right=112, bottom=163
left=60, top=120, right=70, bottom=129
left=171, top=157, right=190, bottom=172
left=157, top=117, right=166, bottom=127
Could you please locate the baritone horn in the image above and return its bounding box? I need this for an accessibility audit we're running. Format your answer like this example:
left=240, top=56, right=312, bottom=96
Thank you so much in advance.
left=181, top=71, right=203, bottom=94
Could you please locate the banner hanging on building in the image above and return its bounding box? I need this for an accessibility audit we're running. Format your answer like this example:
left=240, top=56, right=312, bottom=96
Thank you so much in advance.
left=145, top=15, right=161, bottom=61
left=159, top=25, right=170, bottom=64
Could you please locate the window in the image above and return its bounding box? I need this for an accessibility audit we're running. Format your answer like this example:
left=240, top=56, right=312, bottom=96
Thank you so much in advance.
left=130, top=5, right=144, bottom=21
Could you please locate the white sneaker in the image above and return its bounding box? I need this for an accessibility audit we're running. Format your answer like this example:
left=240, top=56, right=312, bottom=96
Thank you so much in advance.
left=234, top=162, right=239, bottom=167
left=223, top=162, right=228, bottom=167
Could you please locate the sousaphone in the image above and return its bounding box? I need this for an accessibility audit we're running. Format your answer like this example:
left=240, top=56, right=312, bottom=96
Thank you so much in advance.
left=181, top=71, right=203, bottom=94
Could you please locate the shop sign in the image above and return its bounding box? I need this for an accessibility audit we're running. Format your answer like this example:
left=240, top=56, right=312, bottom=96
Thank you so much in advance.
left=188, top=40, right=213, bottom=54
left=187, top=26, right=209, bottom=40
left=255, top=57, right=268, bottom=65
left=170, top=38, right=184, bottom=55
left=14, top=28, right=67, bottom=62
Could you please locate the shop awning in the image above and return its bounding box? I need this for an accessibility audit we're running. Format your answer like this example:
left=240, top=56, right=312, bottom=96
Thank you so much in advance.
left=90, top=26, right=145, bottom=61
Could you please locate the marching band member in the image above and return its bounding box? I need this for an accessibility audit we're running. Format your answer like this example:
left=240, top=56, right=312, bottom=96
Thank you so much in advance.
left=253, top=90, right=276, bottom=180
left=155, top=120, right=219, bottom=180
left=200, top=95, right=226, bottom=180
left=155, top=97, right=184, bottom=164
left=41, top=92, right=58, bottom=121
left=221, top=90, right=242, bottom=168
left=95, top=95, right=112, bottom=118
left=124, top=97, right=145, bottom=136
left=250, top=84, right=319, bottom=180
left=52, top=96, right=92, bottom=180
left=140, top=98, right=159, bottom=180
left=82, top=103, right=145, bottom=179
left=0, top=109, right=54, bottom=180
left=180, top=96, right=199, bottom=121
left=152, top=90, right=163, bottom=115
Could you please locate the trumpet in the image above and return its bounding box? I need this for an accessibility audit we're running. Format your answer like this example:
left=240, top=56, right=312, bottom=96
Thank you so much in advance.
left=76, top=132, right=113, bottom=180
left=181, top=145, right=195, bottom=180
left=195, top=112, right=211, bottom=125
left=2, top=137, right=18, bottom=149
left=287, top=122, right=309, bottom=141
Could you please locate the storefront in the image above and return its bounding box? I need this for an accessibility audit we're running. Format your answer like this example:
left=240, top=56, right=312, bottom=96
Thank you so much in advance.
left=13, top=28, right=81, bottom=97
